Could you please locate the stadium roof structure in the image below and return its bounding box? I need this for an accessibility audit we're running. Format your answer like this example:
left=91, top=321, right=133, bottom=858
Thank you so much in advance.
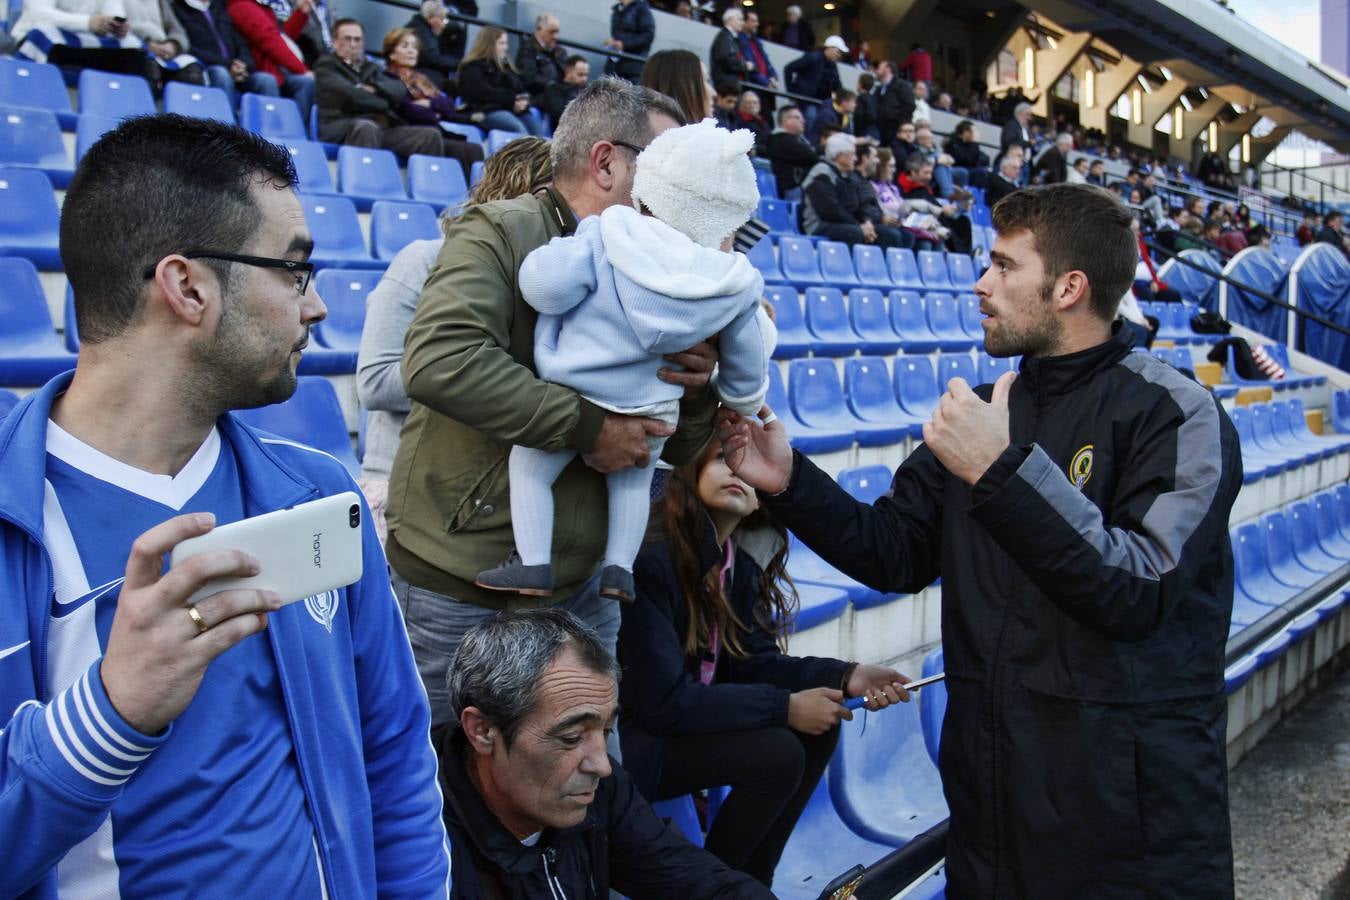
left=1025, top=0, right=1350, bottom=152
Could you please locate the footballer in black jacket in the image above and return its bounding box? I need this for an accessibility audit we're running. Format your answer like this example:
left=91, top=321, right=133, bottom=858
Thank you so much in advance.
left=719, top=184, right=1243, bottom=899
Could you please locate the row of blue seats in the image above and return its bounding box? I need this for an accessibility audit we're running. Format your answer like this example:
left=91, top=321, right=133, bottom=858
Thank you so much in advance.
left=1230, top=398, right=1349, bottom=485
left=768, top=286, right=984, bottom=358
left=750, top=238, right=979, bottom=294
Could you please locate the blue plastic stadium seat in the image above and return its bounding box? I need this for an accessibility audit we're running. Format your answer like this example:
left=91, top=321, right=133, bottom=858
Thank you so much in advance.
left=62, top=284, right=79, bottom=353
left=947, top=253, right=977, bottom=290
left=0, top=106, right=72, bottom=187
left=240, top=93, right=307, bottom=141
left=771, top=774, right=894, bottom=900
left=1226, top=406, right=1286, bottom=483
left=75, top=114, right=119, bottom=161
left=1264, top=344, right=1326, bottom=388
left=1287, top=500, right=1344, bottom=576
left=926, top=294, right=973, bottom=351
left=0, top=257, right=78, bottom=384
left=311, top=268, right=383, bottom=351
left=1249, top=403, right=1318, bottom=468
left=790, top=360, right=908, bottom=447
left=163, top=82, right=234, bottom=123
left=838, top=464, right=893, bottom=504
left=791, top=578, right=851, bottom=631
left=885, top=247, right=924, bottom=289
left=649, top=795, right=703, bottom=846
left=1312, top=491, right=1350, bottom=558
left=78, top=70, right=154, bottom=119
left=918, top=648, right=946, bottom=767
left=0, top=389, right=19, bottom=419
left=0, top=59, right=77, bottom=129
left=408, top=153, right=469, bottom=210
left=970, top=203, right=991, bottom=227
left=485, top=129, right=524, bottom=156
left=370, top=200, right=440, bottom=261
left=816, top=240, right=858, bottom=286
left=764, top=284, right=810, bottom=358
left=779, top=236, right=824, bottom=288
left=441, top=122, right=484, bottom=144
left=828, top=678, right=948, bottom=846
left=844, top=357, right=923, bottom=440
left=758, top=198, right=796, bottom=235
left=337, top=146, right=406, bottom=209
left=280, top=139, right=336, bottom=195
left=956, top=293, right=984, bottom=343
left=887, top=291, right=939, bottom=353
left=893, top=355, right=940, bottom=420
left=1233, top=522, right=1297, bottom=606
left=469, top=160, right=485, bottom=186
left=1335, top=485, right=1350, bottom=545
left=1279, top=399, right=1350, bottom=456
left=787, top=533, right=885, bottom=607
left=802, top=287, right=857, bottom=356
left=745, top=234, right=783, bottom=282
left=233, top=377, right=359, bottom=476
left=755, top=168, right=778, bottom=200
left=765, top=363, right=853, bottom=455
left=0, top=168, right=62, bottom=269
left=852, top=244, right=893, bottom=288
left=937, top=352, right=978, bottom=390
left=978, top=353, right=1015, bottom=384
left=1261, top=510, right=1323, bottom=592
left=299, top=194, right=374, bottom=268
left=847, top=289, right=902, bottom=354
left=917, top=250, right=953, bottom=291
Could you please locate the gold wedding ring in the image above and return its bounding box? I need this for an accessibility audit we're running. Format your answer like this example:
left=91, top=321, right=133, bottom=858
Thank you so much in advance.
left=187, top=605, right=209, bottom=635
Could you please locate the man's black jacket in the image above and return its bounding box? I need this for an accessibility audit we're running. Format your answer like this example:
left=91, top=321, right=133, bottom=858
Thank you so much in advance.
left=709, top=27, right=745, bottom=89
left=764, top=324, right=1242, bottom=899
left=608, top=0, right=654, bottom=81
left=875, top=76, right=914, bottom=141
left=515, top=34, right=565, bottom=98
left=314, top=54, right=409, bottom=129
left=784, top=49, right=839, bottom=101
left=766, top=129, right=818, bottom=196
left=432, top=725, right=771, bottom=898
left=172, top=0, right=252, bottom=68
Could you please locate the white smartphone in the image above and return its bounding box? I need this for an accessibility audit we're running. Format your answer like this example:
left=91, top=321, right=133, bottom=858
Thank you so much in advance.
left=170, top=492, right=365, bottom=607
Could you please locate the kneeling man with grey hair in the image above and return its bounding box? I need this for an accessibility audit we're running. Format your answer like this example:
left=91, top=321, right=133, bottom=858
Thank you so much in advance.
left=433, top=608, right=772, bottom=898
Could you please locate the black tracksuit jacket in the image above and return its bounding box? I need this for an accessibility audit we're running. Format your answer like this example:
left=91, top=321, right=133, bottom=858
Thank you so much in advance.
left=764, top=324, right=1242, bottom=898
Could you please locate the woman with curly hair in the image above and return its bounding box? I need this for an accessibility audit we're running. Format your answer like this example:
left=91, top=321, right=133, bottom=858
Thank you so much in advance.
left=616, top=436, right=910, bottom=885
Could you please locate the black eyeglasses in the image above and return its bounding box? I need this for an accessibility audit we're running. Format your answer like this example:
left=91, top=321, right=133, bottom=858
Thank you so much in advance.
left=611, top=139, right=647, bottom=156
left=142, top=251, right=315, bottom=295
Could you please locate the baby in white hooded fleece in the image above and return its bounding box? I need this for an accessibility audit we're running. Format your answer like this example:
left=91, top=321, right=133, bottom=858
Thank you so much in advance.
left=476, top=119, right=769, bottom=603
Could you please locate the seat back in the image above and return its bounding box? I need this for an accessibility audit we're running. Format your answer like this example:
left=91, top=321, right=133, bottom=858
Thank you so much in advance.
left=1233, top=521, right=1289, bottom=601
left=1261, top=510, right=1309, bottom=584
left=918, top=647, right=947, bottom=767
left=240, top=94, right=307, bottom=140
left=852, top=244, right=893, bottom=287
left=887, top=291, right=932, bottom=346
left=485, top=129, right=524, bottom=156
left=63, top=283, right=79, bottom=353
left=370, top=200, right=440, bottom=261
left=77, top=70, right=154, bottom=117
left=0, top=105, right=68, bottom=171
left=925, top=293, right=966, bottom=342
left=75, top=114, right=120, bottom=162
left=469, top=160, right=485, bottom=186
left=758, top=198, right=796, bottom=234
left=844, top=357, right=897, bottom=420
left=233, top=377, right=359, bottom=475
left=299, top=194, right=369, bottom=261
left=745, top=235, right=782, bottom=281
left=337, top=146, right=406, bottom=201
left=838, top=463, right=894, bottom=504
left=1313, top=492, right=1349, bottom=551
left=957, top=293, right=983, bottom=340
left=764, top=284, right=809, bottom=353
left=0, top=388, right=18, bottom=420
left=0, top=59, right=71, bottom=118
left=440, top=122, right=484, bottom=143
left=0, top=168, right=61, bottom=260
left=779, top=236, right=822, bottom=284
left=163, top=82, right=234, bottom=123
left=803, top=286, right=852, bottom=342
left=0, top=256, right=64, bottom=353
left=1288, top=500, right=1331, bottom=568
left=817, top=240, right=858, bottom=285
left=847, top=289, right=891, bottom=337
left=311, top=268, right=384, bottom=350
left=947, top=253, right=976, bottom=289
left=977, top=353, right=1015, bottom=384
left=755, top=168, right=778, bottom=200
left=885, top=247, right=922, bottom=288
left=281, top=139, right=335, bottom=194
left=765, top=358, right=790, bottom=412
left=917, top=250, right=953, bottom=290
left=893, top=354, right=939, bottom=419
left=649, top=796, right=703, bottom=847
left=789, top=359, right=851, bottom=426
left=937, top=352, right=977, bottom=389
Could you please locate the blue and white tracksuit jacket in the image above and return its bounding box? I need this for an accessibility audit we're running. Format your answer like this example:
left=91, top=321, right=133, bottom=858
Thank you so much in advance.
left=0, top=372, right=450, bottom=898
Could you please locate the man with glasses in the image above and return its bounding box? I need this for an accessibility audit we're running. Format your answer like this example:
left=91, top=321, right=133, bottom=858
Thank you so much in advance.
left=387, top=77, right=717, bottom=726
left=0, top=114, right=450, bottom=896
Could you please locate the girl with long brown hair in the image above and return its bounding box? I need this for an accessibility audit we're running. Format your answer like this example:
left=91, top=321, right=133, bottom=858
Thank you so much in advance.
left=616, top=436, right=909, bottom=885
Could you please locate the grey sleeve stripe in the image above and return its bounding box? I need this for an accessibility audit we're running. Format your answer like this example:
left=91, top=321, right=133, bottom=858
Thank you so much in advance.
left=1014, top=355, right=1225, bottom=581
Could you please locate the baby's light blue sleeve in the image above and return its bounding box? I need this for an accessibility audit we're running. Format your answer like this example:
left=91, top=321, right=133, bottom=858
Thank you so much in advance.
left=714, top=291, right=771, bottom=416
left=518, top=219, right=601, bottom=316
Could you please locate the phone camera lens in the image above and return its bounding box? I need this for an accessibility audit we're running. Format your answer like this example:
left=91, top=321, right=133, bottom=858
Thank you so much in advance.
left=349, top=504, right=361, bottom=528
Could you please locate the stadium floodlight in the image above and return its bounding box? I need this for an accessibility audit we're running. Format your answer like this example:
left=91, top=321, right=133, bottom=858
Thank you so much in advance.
left=1132, top=87, right=1143, bottom=124
left=1136, top=74, right=1152, bottom=94
left=1173, top=105, right=1184, bottom=139
left=1209, top=121, right=1219, bottom=151
left=1159, top=65, right=1173, bottom=81
left=1084, top=68, right=1095, bottom=107
left=1023, top=47, right=1036, bottom=89
left=1179, top=94, right=1193, bottom=112
left=1241, top=133, right=1251, bottom=162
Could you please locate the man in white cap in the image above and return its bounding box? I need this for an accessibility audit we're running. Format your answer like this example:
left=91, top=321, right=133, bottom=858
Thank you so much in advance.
left=784, top=34, right=846, bottom=140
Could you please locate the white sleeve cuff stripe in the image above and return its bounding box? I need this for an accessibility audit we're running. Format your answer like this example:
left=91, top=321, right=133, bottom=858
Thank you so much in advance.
left=73, top=675, right=153, bottom=763
left=55, top=687, right=139, bottom=779
left=78, top=671, right=156, bottom=753
left=44, top=701, right=129, bottom=787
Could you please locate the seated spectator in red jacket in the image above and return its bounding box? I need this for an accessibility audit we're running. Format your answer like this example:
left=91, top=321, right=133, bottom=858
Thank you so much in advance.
left=226, top=0, right=315, bottom=119
left=1296, top=211, right=1320, bottom=246
left=899, top=153, right=973, bottom=254
left=733, top=90, right=770, bottom=155
left=458, top=26, right=546, bottom=136
left=382, top=27, right=485, bottom=176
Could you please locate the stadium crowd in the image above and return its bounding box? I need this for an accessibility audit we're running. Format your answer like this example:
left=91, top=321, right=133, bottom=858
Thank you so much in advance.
left=0, top=1, right=1343, bottom=897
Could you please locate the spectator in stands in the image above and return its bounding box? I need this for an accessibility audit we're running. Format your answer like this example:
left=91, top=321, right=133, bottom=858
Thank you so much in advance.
left=889, top=119, right=919, bottom=171
left=901, top=41, right=931, bottom=87
left=1086, top=158, right=1106, bottom=187
left=1000, top=101, right=1032, bottom=155
left=1316, top=210, right=1347, bottom=256
left=458, top=27, right=546, bottom=136
left=604, top=0, right=655, bottom=83
left=358, top=137, right=553, bottom=541
left=784, top=33, right=845, bottom=138
left=710, top=7, right=751, bottom=90
left=618, top=439, right=911, bottom=884
left=852, top=38, right=871, bottom=69
left=1296, top=210, right=1319, bottom=246
left=852, top=73, right=879, bottom=139
left=1032, top=131, right=1072, bottom=184
left=0, top=113, right=448, bottom=898
left=738, top=10, right=778, bottom=104
left=641, top=47, right=713, bottom=124
left=1232, top=202, right=1253, bottom=233
left=914, top=123, right=971, bottom=200
left=1196, top=148, right=1232, bottom=191
left=539, top=54, right=588, bottom=126
left=1065, top=156, right=1088, bottom=184
left=899, top=153, right=972, bottom=253
left=734, top=89, right=770, bottom=154
left=856, top=143, right=917, bottom=248
left=403, top=1, right=467, bottom=90
left=713, top=80, right=741, bottom=130
left=873, top=60, right=915, bottom=147
left=911, top=79, right=932, bottom=123
left=944, top=119, right=988, bottom=188
left=934, top=91, right=953, bottom=113
left=801, top=133, right=907, bottom=249
left=1174, top=215, right=1207, bottom=253
left=515, top=12, right=565, bottom=110
left=436, top=608, right=772, bottom=897
left=314, top=19, right=443, bottom=158
left=1245, top=223, right=1272, bottom=251
left=173, top=0, right=286, bottom=109
left=718, top=182, right=1242, bottom=900
left=765, top=104, right=818, bottom=198
left=871, top=148, right=933, bottom=250
left=227, top=0, right=315, bottom=119
left=983, top=145, right=1024, bottom=207
left=16, top=0, right=206, bottom=88
left=778, top=4, right=813, bottom=52
left=811, top=87, right=855, bottom=143
left=381, top=28, right=484, bottom=176
left=386, top=79, right=716, bottom=724
left=285, top=0, right=331, bottom=67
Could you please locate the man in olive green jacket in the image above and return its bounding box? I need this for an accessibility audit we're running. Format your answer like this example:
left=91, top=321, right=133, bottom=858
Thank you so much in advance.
left=386, top=77, right=717, bottom=722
